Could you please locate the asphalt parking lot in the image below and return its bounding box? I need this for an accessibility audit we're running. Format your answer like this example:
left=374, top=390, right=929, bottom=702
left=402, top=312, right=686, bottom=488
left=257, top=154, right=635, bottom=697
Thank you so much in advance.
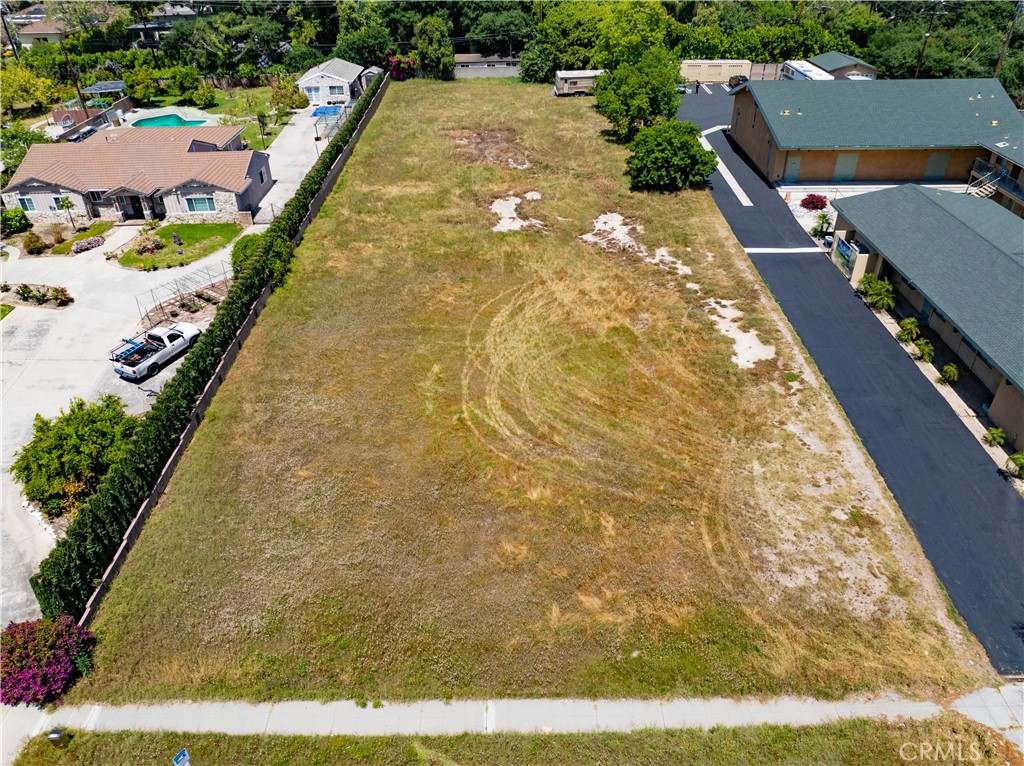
left=677, top=87, right=1024, bottom=675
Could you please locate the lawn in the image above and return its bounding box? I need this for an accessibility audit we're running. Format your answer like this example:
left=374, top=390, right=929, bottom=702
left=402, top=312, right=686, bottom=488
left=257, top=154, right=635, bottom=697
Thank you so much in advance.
left=73, top=79, right=982, bottom=705
left=153, top=86, right=295, bottom=148
left=51, top=220, right=115, bottom=255
left=1, top=304, right=13, bottom=320
left=119, top=223, right=242, bottom=270
left=13, top=717, right=1017, bottom=766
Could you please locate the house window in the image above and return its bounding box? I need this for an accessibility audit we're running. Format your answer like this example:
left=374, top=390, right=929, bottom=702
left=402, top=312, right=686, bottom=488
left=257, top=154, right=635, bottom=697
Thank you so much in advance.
left=18, top=198, right=35, bottom=212
left=328, top=85, right=345, bottom=96
left=303, top=86, right=318, bottom=99
left=52, top=195, right=71, bottom=210
left=186, top=196, right=216, bottom=213
left=88, top=191, right=103, bottom=202
left=258, top=169, right=266, bottom=184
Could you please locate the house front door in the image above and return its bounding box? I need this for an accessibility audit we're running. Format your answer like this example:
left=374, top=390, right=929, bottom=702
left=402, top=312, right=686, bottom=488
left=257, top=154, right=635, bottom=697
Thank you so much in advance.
left=123, top=195, right=144, bottom=219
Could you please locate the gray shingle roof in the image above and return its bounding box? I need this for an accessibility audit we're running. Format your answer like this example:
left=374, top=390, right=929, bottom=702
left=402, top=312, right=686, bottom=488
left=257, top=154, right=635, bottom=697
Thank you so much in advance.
left=978, top=131, right=1024, bottom=168
left=742, top=79, right=1022, bottom=150
left=807, top=51, right=873, bottom=73
left=297, top=58, right=364, bottom=85
left=832, top=185, right=1024, bottom=390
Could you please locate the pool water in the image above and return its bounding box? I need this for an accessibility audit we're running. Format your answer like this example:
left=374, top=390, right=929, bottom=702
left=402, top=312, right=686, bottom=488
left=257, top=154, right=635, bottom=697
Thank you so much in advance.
left=133, top=114, right=207, bottom=128
left=311, top=105, right=342, bottom=118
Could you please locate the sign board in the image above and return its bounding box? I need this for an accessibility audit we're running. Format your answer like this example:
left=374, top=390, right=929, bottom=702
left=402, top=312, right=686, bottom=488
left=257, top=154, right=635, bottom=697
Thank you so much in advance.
left=836, top=237, right=855, bottom=266
left=173, top=749, right=190, bottom=766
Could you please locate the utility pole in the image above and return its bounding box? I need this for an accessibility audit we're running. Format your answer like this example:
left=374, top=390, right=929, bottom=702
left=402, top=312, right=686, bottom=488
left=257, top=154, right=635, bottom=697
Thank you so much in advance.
left=0, top=2, right=19, bottom=63
left=59, top=39, right=87, bottom=115
left=995, top=0, right=1023, bottom=78
left=914, top=0, right=943, bottom=80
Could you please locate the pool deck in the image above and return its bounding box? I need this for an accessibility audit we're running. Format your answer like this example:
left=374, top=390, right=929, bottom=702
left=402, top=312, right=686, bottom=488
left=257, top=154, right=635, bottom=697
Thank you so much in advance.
left=121, top=105, right=219, bottom=127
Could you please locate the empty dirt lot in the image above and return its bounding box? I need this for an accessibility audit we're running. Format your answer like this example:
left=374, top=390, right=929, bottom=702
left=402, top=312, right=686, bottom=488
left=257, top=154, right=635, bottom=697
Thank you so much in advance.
left=72, top=79, right=988, bottom=704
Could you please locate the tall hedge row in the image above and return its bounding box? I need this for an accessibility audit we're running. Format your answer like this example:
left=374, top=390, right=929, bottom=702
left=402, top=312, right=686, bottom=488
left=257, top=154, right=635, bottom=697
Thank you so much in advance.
left=31, top=74, right=386, bottom=620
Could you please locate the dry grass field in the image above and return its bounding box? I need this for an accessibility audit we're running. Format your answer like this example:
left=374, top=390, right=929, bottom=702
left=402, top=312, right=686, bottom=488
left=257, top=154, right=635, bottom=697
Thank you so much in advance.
left=73, top=79, right=986, bottom=704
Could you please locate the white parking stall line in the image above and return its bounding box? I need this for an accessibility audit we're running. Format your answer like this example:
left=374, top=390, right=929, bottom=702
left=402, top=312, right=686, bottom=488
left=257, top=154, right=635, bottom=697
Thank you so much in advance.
left=701, top=83, right=713, bottom=94
left=699, top=126, right=753, bottom=207
left=743, top=247, right=823, bottom=254
left=720, top=83, right=730, bottom=91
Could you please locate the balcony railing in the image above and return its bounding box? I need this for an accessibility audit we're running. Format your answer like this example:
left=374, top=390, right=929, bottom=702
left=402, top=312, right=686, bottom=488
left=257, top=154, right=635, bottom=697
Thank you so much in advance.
left=971, top=158, right=1024, bottom=200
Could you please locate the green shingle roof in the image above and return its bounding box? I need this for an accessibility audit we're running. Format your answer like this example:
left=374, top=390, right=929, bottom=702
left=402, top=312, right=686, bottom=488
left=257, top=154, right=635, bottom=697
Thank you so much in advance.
left=978, top=131, right=1024, bottom=168
left=743, top=79, right=1021, bottom=150
left=807, top=51, right=873, bottom=73
left=832, top=185, right=1024, bottom=390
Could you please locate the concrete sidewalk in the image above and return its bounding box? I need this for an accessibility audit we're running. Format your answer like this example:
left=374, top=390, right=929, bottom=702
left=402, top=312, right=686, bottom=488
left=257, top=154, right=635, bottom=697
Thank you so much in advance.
left=1, top=684, right=1019, bottom=764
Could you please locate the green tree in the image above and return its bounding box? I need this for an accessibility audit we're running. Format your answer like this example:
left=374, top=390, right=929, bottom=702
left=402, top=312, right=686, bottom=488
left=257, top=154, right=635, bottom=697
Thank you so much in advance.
left=412, top=14, right=455, bottom=80
left=270, top=77, right=307, bottom=122
left=0, top=122, right=53, bottom=187
left=519, top=39, right=554, bottom=83
left=55, top=196, right=75, bottom=228
left=626, top=119, right=717, bottom=191
left=596, top=0, right=670, bottom=70
left=537, top=1, right=612, bottom=71
left=334, top=23, right=395, bottom=67
left=11, top=395, right=140, bottom=517
left=593, top=46, right=681, bottom=141
left=192, top=82, right=218, bottom=109
left=0, top=65, right=56, bottom=116
left=123, top=65, right=158, bottom=103
left=167, top=65, right=200, bottom=99
left=283, top=44, right=326, bottom=73
left=467, top=9, right=535, bottom=57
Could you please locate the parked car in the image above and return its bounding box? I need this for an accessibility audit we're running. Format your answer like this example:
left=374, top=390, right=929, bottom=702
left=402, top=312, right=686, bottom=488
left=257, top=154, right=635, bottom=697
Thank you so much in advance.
left=110, top=323, right=200, bottom=380
left=728, top=74, right=749, bottom=88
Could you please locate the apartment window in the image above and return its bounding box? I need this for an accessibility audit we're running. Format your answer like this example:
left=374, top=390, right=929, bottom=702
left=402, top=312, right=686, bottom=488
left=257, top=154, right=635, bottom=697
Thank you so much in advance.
left=328, top=85, right=345, bottom=96
left=17, top=198, right=35, bottom=212
left=186, top=196, right=216, bottom=213
left=258, top=168, right=266, bottom=184
left=88, top=191, right=103, bottom=202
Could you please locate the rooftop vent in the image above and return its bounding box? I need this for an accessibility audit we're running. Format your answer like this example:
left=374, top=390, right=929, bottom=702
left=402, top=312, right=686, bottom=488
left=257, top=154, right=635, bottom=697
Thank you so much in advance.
left=996, top=141, right=1010, bottom=148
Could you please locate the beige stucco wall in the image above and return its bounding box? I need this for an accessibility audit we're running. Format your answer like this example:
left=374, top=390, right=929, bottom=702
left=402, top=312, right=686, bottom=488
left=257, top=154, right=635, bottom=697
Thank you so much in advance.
left=730, top=90, right=777, bottom=176
left=989, top=379, right=1024, bottom=451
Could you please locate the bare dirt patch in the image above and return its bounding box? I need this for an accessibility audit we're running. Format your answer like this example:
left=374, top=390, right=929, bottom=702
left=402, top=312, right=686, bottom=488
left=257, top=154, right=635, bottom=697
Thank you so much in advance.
left=448, top=126, right=531, bottom=169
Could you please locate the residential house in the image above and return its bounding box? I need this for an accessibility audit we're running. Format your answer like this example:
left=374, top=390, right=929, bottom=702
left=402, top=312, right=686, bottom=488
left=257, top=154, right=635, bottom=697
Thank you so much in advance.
left=830, top=185, right=1024, bottom=450
left=454, top=53, right=520, bottom=79
left=127, top=3, right=198, bottom=49
left=1, top=126, right=272, bottom=225
left=806, top=51, right=877, bottom=80
left=296, top=58, right=365, bottom=105
left=6, top=4, right=46, bottom=27
left=14, top=17, right=70, bottom=47
left=729, top=79, right=1021, bottom=183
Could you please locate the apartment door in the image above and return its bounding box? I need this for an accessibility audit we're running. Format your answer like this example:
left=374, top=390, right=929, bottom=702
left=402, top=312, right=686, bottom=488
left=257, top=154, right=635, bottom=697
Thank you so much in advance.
left=834, top=153, right=860, bottom=182
left=924, top=152, right=951, bottom=181
left=784, top=156, right=801, bottom=182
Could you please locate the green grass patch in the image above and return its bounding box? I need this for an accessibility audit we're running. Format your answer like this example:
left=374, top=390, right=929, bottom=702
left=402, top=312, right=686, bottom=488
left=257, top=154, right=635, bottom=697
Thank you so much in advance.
left=74, top=79, right=975, bottom=705
left=51, top=220, right=115, bottom=255
left=119, top=223, right=242, bottom=270
left=1, top=303, right=14, bottom=320
left=13, top=717, right=1014, bottom=766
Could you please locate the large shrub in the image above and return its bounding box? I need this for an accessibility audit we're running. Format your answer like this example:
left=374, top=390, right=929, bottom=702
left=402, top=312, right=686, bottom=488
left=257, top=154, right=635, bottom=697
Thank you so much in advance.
left=21, top=231, right=46, bottom=254
left=192, top=82, right=218, bottom=110
left=626, top=119, right=717, bottom=191
left=134, top=231, right=164, bottom=255
left=72, top=235, right=105, bottom=253
left=30, top=73, right=386, bottom=619
left=594, top=45, right=681, bottom=141
left=800, top=193, right=828, bottom=211
left=230, top=232, right=263, bottom=275
left=0, top=616, right=95, bottom=706
left=1, top=207, right=30, bottom=236
left=11, top=394, right=140, bottom=518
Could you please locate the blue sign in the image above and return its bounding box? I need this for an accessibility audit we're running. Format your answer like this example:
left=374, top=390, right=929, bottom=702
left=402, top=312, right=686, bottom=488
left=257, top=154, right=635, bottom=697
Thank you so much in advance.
left=836, top=237, right=855, bottom=266
left=173, top=749, right=190, bottom=766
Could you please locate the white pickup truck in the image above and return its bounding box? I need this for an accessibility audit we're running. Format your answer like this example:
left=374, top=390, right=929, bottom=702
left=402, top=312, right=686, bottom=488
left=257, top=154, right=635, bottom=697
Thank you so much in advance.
left=110, top=323, right=201, bottom=380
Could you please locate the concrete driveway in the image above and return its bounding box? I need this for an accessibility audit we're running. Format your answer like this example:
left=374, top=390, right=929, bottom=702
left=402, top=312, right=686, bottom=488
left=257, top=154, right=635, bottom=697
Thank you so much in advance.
left=253, top=106, right=321, bottom=223
left=0, top=227, right=254, bottom=626
left=677, top=88, right=1024, bottom=675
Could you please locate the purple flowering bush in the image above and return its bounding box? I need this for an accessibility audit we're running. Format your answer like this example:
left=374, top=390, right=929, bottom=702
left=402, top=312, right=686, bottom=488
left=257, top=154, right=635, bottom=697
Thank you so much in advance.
left=71, top=235, right=105, bottom=254
left=388, top=52, right=418, bottom=81
left=1, top=616, right=95, bottom=705
left=800, top=193, right=828, bottom=211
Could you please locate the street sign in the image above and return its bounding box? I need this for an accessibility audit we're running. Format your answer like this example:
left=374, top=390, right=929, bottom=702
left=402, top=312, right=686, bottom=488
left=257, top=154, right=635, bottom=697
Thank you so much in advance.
left=173, top=748, right=190, bottom=766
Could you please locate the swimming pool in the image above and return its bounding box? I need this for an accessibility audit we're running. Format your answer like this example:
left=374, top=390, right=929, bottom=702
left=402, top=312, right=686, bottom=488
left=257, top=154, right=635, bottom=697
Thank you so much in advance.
left=311, top=105, right=342, bottom=118
left=133, top=114, right=207, bottom=128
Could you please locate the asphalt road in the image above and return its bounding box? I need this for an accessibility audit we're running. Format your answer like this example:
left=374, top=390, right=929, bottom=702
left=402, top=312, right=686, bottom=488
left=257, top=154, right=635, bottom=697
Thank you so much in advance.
left=677, top=89, right=1024, bottom=675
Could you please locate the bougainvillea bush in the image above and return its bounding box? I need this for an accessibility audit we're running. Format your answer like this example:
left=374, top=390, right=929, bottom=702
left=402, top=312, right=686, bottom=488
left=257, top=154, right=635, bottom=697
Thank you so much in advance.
left=800, top=193, right=828, bottom=211
left=71, top=235, right=105, bottom=253
left=387, top=52, right=417, bottom=81
left=1, top=616, right=95, bottom=705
